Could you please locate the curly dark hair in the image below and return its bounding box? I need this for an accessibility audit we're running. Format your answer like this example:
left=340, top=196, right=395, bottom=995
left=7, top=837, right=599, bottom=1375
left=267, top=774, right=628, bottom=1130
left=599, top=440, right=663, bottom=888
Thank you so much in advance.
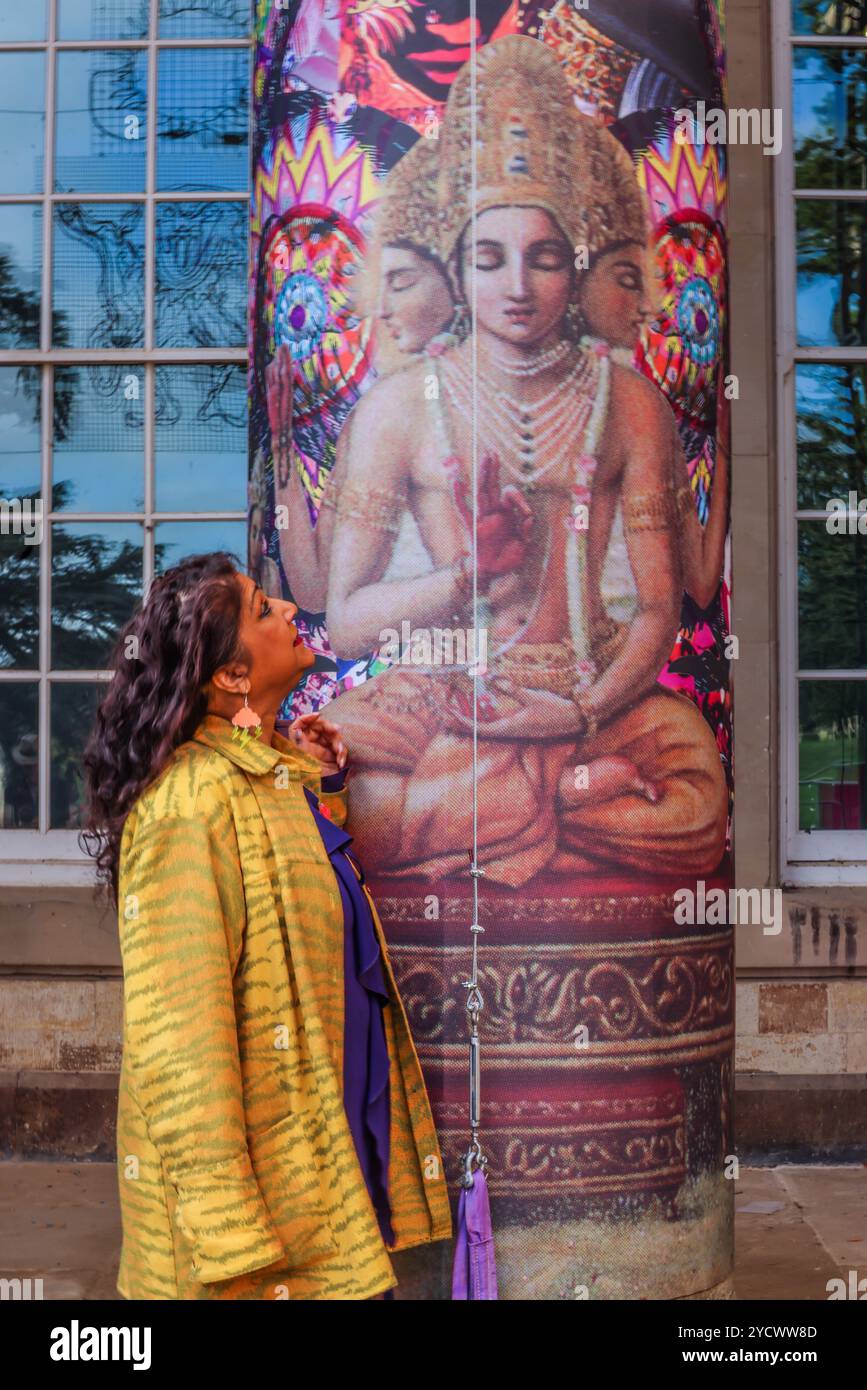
left=80, top=552, right=249, bottom=904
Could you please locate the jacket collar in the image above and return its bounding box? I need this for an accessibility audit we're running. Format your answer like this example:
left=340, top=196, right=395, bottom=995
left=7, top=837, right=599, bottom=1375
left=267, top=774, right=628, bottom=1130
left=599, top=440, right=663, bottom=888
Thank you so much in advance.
left=192, top=712, right=324, bottom=781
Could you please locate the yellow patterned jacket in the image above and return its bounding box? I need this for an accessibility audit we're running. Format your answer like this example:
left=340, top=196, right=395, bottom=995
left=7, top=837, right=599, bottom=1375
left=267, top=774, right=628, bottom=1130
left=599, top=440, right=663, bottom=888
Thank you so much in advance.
left=115, top=712, right=453, bottom=1300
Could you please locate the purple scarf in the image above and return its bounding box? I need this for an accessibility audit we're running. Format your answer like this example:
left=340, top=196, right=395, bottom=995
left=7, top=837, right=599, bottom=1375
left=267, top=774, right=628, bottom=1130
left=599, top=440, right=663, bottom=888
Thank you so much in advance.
left=451, top=1165, right=498, bottom=1300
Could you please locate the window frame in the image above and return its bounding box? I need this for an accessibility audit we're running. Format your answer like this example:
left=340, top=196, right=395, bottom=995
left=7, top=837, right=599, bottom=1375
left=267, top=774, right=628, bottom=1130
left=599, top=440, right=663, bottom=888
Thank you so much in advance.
left=0, top=0, right=251, bottom=879
left=774, top=1, right=867, bottom=884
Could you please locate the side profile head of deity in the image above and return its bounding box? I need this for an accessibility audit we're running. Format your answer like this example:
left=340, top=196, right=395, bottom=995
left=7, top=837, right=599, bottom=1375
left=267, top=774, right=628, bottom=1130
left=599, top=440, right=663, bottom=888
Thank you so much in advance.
left=354, top=137, right=456, bottom=364
left=435, top=34, right=651, bottom=349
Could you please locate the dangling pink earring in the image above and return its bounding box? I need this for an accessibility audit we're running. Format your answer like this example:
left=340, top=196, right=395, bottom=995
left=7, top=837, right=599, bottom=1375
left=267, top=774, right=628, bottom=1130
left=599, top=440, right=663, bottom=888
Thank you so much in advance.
left=231, top=686, right=263, bottom=748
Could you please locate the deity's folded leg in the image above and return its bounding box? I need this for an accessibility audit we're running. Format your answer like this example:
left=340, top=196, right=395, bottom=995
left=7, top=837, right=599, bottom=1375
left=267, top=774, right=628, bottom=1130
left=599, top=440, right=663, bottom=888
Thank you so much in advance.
left=325, top=668, right=576, bottom=886
left=558, top=687, right=728, bottom=877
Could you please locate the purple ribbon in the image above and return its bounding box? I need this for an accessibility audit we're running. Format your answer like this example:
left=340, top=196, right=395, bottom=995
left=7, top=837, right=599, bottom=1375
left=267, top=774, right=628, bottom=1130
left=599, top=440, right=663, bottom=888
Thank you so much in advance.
left=451, top=1165, right=498, bottom=1300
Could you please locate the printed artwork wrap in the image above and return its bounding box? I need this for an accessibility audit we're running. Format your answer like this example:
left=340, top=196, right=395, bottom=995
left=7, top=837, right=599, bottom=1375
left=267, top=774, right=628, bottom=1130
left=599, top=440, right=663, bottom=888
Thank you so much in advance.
left=250, top=0, right=732, bottom=1299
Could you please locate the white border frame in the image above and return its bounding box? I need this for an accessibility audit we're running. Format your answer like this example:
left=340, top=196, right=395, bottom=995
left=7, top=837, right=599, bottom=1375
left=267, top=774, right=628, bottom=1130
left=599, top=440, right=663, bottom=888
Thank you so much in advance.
left=773, top=2, right=867, bottom=884
left=0, top=0, right=250, bottom=878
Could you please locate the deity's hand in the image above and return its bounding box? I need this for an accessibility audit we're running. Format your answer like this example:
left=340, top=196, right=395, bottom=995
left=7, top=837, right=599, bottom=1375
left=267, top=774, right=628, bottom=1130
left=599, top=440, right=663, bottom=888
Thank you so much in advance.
left=266, top=344, right=293, bottom=488
left=286, top=711, right=347, bottom=777
left=446, top=452, right=534, bottom=583
left=444, top=681, right=590, bottom=741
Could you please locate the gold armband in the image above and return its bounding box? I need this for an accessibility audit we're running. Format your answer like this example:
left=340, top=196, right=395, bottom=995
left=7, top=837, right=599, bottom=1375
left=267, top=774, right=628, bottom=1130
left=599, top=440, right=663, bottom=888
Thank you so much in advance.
left=675, top=483, right=695, bottom=523
left=622, top=489, right=677, bottom=534
left=334, top=480, right=406, bottom=534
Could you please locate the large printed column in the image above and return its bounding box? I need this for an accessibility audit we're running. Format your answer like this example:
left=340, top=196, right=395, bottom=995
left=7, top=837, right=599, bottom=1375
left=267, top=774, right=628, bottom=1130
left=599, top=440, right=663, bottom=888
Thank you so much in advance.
left=250, top=0, right=732, bottom=1299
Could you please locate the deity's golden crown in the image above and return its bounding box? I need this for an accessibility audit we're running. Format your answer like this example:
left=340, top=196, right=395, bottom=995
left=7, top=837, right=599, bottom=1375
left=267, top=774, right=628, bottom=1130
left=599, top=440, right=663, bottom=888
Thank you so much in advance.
left=369, top=136, right=440, bottom=255
left=434, top=35, right=649, bottom=265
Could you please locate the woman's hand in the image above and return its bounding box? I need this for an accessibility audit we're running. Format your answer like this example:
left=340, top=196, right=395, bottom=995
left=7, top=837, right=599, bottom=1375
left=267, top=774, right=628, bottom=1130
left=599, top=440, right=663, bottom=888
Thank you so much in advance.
left=286, top=711, right=347, bottom=776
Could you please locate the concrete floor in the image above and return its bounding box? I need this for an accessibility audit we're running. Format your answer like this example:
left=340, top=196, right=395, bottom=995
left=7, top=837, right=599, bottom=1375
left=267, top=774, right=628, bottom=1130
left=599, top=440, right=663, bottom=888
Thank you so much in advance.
left=1, top=1162, right=865, bottom=1300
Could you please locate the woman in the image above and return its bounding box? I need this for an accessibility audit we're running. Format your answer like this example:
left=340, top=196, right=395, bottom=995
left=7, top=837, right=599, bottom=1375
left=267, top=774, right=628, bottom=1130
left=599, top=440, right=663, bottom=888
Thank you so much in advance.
left=82, top=552, right=452, bottom=1299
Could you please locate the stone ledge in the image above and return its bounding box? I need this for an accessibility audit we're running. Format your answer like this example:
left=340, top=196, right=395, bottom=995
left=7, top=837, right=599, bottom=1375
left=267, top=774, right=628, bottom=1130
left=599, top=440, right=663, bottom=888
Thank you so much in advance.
left=3, top=1070, right=867, bottom=1162
left=736, top=1073, right=867, bottom=1162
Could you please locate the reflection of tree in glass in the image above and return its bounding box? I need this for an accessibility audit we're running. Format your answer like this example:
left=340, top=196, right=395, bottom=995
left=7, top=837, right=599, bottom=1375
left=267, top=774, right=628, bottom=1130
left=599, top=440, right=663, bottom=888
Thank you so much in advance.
left=794, top=47, right=867, bottom=189
left=794, top=1, right=867, bottom=37
left=798, top=197, right=867, bottom=346
left=797, top=365, right=867, bottom=508
left=0, top=683, right=37, bottom=828
left=52, top=515, right=150, bottom=670
left=0, top=251, right=70, bottom=356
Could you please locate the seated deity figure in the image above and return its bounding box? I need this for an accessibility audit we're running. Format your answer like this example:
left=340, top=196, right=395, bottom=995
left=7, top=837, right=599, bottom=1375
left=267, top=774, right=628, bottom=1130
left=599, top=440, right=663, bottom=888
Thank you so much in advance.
left=320, top=35, right=728, bottom=888
left=269, top=137, right=457, bottom=612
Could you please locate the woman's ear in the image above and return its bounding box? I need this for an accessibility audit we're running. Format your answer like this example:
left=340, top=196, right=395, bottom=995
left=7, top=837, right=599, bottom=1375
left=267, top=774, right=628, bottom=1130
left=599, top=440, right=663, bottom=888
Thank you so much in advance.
left=210, top=663, right=250, bottom=698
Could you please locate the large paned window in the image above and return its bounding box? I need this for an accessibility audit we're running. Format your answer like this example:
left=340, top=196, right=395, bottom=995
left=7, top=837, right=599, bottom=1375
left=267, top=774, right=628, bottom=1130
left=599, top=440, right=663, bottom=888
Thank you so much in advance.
left=777, top=1, right=867, bottom=882
left=0, top=0, right=250, bottom=879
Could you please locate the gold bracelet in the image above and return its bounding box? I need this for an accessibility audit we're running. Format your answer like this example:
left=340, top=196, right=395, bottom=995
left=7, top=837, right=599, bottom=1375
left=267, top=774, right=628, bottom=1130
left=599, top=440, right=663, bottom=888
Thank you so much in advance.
left=571, top=693, right=599, bottom=744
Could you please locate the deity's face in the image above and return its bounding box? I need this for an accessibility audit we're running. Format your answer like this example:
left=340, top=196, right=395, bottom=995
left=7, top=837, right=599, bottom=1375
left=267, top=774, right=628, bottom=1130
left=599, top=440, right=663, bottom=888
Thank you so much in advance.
left=460, top=205, right=573, bottom=350
left=578, top=241, right=653, bottom=350
left=376, top=245, right=454, bottom=354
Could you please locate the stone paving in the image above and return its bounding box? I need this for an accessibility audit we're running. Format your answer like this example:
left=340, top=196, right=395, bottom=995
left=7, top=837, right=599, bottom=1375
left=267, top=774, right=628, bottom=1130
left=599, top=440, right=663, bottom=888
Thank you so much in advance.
left=0, top=1161, right=865, bottom=1300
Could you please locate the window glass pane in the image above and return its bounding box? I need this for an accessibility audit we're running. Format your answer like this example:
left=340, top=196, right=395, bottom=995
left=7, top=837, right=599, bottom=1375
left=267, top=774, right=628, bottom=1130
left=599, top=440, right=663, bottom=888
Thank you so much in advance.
left=155, top=364, right=246, bottom=510
left=0, top=5, right=46, bottom=41
left=155, top=201, right=246, bottom=347
left=0, top=519, right=40, bottom=670
left=0, top=205, right=42, bottom=349
left=796, top=364, right=867, bottom=508
left=58, top=0, right=149, bottom=40
left=0, top=684, right=38, bottom=827
left=798, top=521, right=867, bottom=669
left=55, top=50, right=147, bottom=194
left=796, top=199, right=867, bottom=347
left=799, top=680, right=867, bottom=830
left=0, top=53, right=45, bottom=194
left=53, top=366, right=145, bottom=512
left=159, top=0, right=250, bottom=39
left=793, top=47, right=867, bottom=190
left=792, top=1, right=867, bottom=36
left=53, top=203, right=144, bottom=348
left=52, top=522, right=142, bottom=668
left=51, top=681, right=103, bottom=828
left=157, top=48, right=249, bottom=192
left=0, top=366, right=41, bottom=494
left=154, top=519, right=245, bottom=572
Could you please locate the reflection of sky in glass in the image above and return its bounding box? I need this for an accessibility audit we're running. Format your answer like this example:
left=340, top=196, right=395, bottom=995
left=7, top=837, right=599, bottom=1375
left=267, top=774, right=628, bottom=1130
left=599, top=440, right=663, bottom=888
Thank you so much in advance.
left=53, top=203, right=144, bottom=348
left=155, top=201, right=246, bottom=347
left=0, top=53, right=45, bottom=194
left=51, top=521, right=142, bottom=668
left=0, top=4, right=46, bottom=41
left=154, top=520, right=246, bottom=572
left=155, top=365, right=247, bottom=511
left=793, top=47, right=867, bottom=188
left=0, top=205, right=42, bottom=349
left=792, top=0, right=867, bottom=36
left=58, top=0, right=149, bottom=40
left=0, top=367, right=40, bottom=495
left=55, top=50, right=147, bottom=193
left=796, top=200, right=866, bottom=347
left=53, top=366, right=144, bottom=511
left=157, top=48, right=249, bottom=191
left=159, top=0, right=250, bottom=39
left=0, top=685, right=38, bottom=825
left=796, top=364, right=867, bottom=505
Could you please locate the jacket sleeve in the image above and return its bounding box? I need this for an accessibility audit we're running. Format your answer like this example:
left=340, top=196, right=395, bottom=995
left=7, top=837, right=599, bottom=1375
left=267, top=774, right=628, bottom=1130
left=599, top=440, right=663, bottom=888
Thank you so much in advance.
left=118, top=813, right=285, bottom=1284
left=318, top=765, right=350, bottom=828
